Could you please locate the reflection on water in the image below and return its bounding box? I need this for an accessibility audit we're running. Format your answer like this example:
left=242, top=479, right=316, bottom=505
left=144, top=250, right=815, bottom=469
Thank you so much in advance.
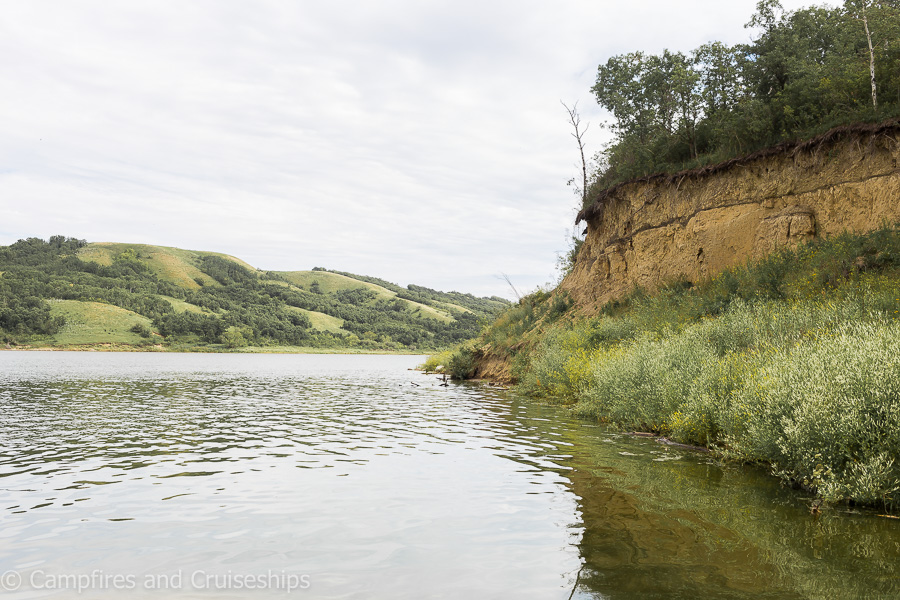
left=1, top=352, right=899, bottom=599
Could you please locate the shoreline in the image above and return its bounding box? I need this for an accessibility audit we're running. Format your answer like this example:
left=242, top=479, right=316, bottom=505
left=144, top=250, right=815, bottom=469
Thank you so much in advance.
left=1, top=344, right=427, bottom=355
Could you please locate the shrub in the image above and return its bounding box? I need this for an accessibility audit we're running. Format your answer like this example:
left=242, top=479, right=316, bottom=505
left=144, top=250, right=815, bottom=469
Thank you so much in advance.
left=221, top=327, right=249, bottom=348
left=446, top=342, right=478, bottom=380
left=129, top=323, right=151, bottom=338
left=420, top=350, right=452, bottom=372
left=734, top=320, right=900, bottom=505
left=576, top=329, right=716, bottom=433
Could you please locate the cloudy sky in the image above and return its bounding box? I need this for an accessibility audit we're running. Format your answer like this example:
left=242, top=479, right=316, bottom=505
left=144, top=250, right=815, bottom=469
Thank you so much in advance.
left=1, top=0, right=816, bottom=298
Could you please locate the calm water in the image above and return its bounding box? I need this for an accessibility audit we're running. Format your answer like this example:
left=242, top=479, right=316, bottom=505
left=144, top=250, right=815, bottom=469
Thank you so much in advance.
left=1, top=352, right=899, bottom=599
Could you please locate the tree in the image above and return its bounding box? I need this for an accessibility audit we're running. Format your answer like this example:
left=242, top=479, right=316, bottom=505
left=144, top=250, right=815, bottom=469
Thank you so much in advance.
left=592, top=52, right=658, bottom=144
left=666, top=51, right=703, bottom=159
left=221, top=327, right=249, bottom=348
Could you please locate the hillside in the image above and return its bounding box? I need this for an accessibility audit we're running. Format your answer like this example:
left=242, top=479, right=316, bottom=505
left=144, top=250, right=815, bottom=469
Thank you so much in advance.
left=0, top=238, right=508, bottom=351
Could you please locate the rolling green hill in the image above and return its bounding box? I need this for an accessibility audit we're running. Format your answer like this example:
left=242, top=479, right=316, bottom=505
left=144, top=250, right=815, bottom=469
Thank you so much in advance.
left=0, top=236, right=508, bottom=351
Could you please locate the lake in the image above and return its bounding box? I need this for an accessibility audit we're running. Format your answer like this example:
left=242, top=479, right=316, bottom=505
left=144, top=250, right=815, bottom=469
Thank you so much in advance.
left=1, top=352, right=899, bottom=598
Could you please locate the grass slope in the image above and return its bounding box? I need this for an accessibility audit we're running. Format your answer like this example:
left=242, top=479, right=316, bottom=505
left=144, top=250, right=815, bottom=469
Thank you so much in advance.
left=287, top=306, right=345, bottom=333
left=79, top=243, right=457, bottom=329
left=49, top=300, right=155, bottom=345
left=278, top=270, right=394, bottom=296
left=277, top=270, right=454, bottom=322
left=78, top=243, right=254, bottom=290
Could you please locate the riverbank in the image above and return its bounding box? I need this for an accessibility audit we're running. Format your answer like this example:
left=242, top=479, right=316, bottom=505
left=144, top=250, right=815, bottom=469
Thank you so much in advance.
left=441, top=225, right=900, bottom=509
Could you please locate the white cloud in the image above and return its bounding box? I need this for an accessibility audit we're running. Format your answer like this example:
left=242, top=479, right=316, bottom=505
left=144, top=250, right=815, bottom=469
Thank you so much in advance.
left=1, top=0, right=822, bottom=297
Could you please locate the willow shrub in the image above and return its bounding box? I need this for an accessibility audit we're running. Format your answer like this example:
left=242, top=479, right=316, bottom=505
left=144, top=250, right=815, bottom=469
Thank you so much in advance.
left=517, top=327, right=595, bottom=401
left=521, top=292, right=900, bottom=506
left=735, top=320, right=900, bottom=506
left=420, top=350, right=453, bottom=372
left=573, top=329, right=716, bottom=434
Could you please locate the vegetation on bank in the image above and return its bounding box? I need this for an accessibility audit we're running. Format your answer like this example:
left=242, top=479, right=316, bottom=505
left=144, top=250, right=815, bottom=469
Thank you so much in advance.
left=586, top=0, right=900, bottom=197
left=439, top=225, right=900, bottom=509
left=0, top=237, right=507, bottom=351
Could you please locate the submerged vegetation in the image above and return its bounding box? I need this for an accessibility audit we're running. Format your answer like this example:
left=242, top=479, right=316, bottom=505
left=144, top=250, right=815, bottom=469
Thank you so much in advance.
left=442, top=225, right=900, bottom=509
left=0, top=237, right=508, bottom=351
left=588, top=0, right=900, bottom=196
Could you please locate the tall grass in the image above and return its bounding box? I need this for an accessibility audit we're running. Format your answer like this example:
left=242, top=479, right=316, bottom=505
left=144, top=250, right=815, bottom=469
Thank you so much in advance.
left=522, top=291, right=900, bottom=507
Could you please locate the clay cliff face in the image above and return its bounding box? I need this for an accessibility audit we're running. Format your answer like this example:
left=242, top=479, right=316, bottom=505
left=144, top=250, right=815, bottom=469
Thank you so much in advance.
left=560, top=123, right=900, bottom=311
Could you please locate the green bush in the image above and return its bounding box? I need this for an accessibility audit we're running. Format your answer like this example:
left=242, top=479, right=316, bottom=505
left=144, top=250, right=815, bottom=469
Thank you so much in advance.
left=734, top=320, right=900, bottom=505
left=221, top=327, right=250, bottom=348
left=576, top=329, right=716, bottom=433
left=420, top=350, right=452, bottom=372
left=446, top=342, right=478, bottom=380
left=129, top=323, right=151, bottom=338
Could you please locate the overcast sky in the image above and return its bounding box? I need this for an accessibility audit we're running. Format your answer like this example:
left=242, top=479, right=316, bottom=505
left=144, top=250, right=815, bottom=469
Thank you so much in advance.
left=1, top=0, right=817, bottom=298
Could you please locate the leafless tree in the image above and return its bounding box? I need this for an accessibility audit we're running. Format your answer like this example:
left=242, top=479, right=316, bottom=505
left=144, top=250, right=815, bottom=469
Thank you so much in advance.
left=561, top=101, right=589, bottom=206
left=499, top=272, right=522, bottom=301
left=850, top=0, right=878, bottom=110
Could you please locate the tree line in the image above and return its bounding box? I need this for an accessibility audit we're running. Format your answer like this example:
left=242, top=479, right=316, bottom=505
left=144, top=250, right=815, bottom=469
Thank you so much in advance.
left=587, top=0, right=900, bottom=196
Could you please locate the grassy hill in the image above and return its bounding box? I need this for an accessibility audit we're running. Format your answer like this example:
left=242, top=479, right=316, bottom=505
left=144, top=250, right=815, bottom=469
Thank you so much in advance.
left=277, top=270, right=454, bottom=322
left=0, top=236, right=508, bottom=351
left=77, top=242, right=253, bottom=289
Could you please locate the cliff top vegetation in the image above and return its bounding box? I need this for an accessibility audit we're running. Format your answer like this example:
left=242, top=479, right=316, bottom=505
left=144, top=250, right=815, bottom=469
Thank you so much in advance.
left=584, top=0, right=900, bottom=206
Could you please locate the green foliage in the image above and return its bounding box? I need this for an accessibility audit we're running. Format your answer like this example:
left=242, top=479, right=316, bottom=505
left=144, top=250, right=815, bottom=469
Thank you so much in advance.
left=199, top=255, right=256, bottom=286
left=546, top=291, right=574, bottom=321
left=0, top=294, right=65, bottom=339
left=221, top=327, right=251, bottom=348
left=419, top=350, right=453, bottom=372
left=446, top=341, right=478, bottom=380
left=524, top=290, right=900, bottom=508
left=129, top=323, right=151, bottom=338
left=588, top=0, right=900, bottom=194
left=154, top=312, right=225, bottom=343
left=735, top=320, right=900, bottom=505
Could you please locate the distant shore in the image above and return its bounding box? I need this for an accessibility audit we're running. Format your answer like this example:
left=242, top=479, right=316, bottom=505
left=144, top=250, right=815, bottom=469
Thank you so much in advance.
left=1, top=343, right=425, bottom=355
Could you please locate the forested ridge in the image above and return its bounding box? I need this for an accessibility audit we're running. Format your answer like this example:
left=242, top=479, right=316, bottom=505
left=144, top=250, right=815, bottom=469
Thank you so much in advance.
left=0, top=236, right=508, bottom=350
left=586, top=0, right=900, bottom=198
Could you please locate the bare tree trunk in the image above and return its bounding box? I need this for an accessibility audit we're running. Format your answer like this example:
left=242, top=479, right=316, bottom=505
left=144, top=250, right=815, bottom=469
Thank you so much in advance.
left=499, top=272, right=522, bottom=301
left=860, top=2, right=878, bottom=111
left=561, top=101, right=589, bottom=207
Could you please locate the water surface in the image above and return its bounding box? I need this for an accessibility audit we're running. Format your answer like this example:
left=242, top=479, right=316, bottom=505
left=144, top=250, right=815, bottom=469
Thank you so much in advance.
left=1, top=352, right=898, bottom=599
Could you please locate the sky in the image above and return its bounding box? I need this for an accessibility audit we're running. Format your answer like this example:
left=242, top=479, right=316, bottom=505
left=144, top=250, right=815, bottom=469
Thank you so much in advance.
left=1, top=0, right=818, bottom=299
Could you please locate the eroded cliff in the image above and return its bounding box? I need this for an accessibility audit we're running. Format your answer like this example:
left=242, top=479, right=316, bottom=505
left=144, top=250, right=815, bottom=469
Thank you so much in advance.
left=561, top=121, right=900, bottom=312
